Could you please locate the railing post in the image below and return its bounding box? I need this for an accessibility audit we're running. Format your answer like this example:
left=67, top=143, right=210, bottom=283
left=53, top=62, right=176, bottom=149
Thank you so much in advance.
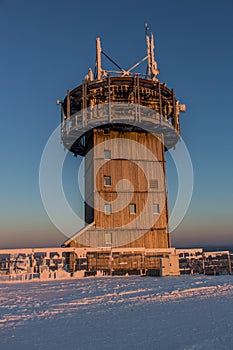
left=67, top=90, right=71, bottom=119
left=137, top=75, right=141, bottom=122
left=172, top=89, right=177, bottom=131
left=82, top=80, right=87, bottom=127
left=158, top=82, right=162, bottom=122
left=108, top=75, right=111, bottom=122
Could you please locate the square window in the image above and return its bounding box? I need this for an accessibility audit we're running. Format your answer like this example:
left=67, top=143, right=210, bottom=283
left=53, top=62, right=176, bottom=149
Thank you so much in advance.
left=104, top=128, right=110, bottom=135
left=104, top=150, right=111, bottom=159
left=153, top=204, right=160, bottom=213
left=129, top=204, right=136, bottom=214
left=104, top=176, right=111, bottom=186
left=150, top=179, right=158, bottom=189
left=104, top=233, right=112, bottom=245
left=105, top=204, right=112, bottom=214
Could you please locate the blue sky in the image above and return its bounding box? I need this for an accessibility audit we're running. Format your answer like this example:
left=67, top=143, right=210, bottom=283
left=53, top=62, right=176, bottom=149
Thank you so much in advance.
left=0, top=0, right=232, bottom=248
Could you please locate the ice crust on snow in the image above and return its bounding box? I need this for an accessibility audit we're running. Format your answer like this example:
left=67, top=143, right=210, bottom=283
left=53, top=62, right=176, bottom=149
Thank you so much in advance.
left=0, top=275, right=233, bottom=350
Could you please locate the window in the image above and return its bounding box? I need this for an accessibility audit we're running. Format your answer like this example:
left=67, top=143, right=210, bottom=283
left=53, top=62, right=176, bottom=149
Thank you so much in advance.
left=104, top=176, right=111, bottom=186
left=105, top=204, right=112, bottom=214
left=104, top=233, right=112, bottom=245
left=129, top=204, right=136, bottom=214
left=104, top=150, right=111, bottom=159
left=150, top=179, right=158, bottom=189
left=104, top=128, right=110, bottom=135
left=153, top=204, right=160, bottom=213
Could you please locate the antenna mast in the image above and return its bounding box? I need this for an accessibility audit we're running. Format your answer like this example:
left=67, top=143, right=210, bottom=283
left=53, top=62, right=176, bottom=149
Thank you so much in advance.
left=96, top=37, right=102, bottom=80
left=145, top=24, right=159, bottom=80
left=90, top=26, right=159, bottom=80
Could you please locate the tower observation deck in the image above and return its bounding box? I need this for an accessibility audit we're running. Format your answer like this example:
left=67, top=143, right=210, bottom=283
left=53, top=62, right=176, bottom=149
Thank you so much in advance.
left=60, top=30, right=186, bottom=266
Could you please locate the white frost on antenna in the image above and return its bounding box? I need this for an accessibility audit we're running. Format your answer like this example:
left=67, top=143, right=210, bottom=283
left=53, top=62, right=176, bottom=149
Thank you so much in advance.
left=86, top=26, right=160, bottom=80
left=146, top=31, right=160, bottom=80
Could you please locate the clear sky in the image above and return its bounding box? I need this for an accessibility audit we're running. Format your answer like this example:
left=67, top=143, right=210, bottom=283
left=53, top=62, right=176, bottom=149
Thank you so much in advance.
left=0, top=0, right=232, bottom=248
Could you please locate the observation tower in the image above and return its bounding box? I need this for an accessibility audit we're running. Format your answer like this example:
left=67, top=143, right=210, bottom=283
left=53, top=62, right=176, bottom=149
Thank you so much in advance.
left=60, top=29, right=185, bottom=276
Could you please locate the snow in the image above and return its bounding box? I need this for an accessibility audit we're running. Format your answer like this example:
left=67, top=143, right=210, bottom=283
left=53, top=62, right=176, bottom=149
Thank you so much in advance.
left=0, top=275, right=233, bottom=350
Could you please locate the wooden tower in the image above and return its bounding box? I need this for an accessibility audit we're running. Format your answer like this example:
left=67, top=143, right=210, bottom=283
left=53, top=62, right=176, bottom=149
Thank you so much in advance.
left=61, top=32, right=185, bottom=252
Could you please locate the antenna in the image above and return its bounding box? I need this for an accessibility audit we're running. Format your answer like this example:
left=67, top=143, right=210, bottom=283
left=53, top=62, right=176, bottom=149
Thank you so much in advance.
left=150, top=33, right=159, bottom=78
left=96, top=37, right=102, bottom=80
left=90, top=26, right=159, bottom=80
left=146, top=27, right=159, bottom=80
left=146, top=31, right=152, bottom=77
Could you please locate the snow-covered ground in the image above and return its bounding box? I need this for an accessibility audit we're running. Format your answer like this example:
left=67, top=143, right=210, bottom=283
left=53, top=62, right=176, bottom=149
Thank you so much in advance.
left=0, top=275, right=233, bottom=350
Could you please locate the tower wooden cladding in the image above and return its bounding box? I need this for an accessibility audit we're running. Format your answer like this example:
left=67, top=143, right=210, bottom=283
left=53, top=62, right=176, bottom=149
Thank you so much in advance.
left=61, top=34, right=185, bottom=250
left=84, top=129, right=169, bottom=249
